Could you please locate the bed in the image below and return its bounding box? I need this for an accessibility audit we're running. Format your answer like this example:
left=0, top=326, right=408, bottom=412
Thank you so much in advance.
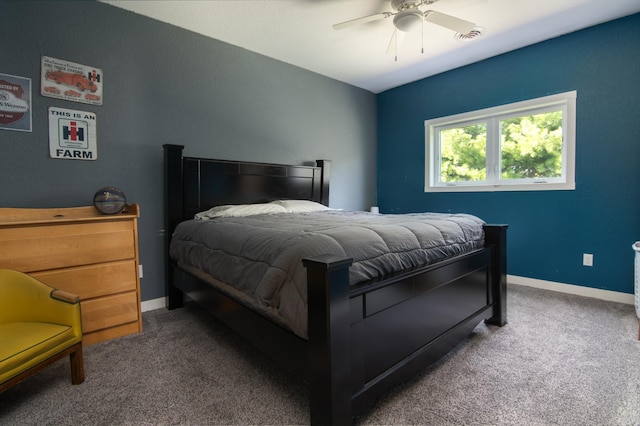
left=163, top=144, right=507, bottom=425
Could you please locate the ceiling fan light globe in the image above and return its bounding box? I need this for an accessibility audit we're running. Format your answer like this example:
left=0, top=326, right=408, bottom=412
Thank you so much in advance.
left=393, top=10, right=423, bottom=32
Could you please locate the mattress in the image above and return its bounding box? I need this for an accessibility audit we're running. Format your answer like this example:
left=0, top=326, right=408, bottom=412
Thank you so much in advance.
left=170, top=210, right=486, bottom=338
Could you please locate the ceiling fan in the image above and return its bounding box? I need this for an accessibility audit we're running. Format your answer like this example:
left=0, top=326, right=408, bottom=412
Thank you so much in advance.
left=333, top=0, right=480, bottom=58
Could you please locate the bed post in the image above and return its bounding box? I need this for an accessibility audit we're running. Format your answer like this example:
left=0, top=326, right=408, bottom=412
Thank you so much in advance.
left=316, top=160, right=330, bottom=207
left=163, top=144, right=185, bottom=310
left=484, top=224, right=508, bottom=326
left=303, top=254, right=353, bottom=426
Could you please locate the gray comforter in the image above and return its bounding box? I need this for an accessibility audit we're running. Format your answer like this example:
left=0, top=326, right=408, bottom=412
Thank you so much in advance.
left=170, top=210, right=485, bottom=338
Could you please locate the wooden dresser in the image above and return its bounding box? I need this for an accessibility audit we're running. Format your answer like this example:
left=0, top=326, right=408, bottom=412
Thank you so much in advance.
left=0, top=204, right=142, bottom=345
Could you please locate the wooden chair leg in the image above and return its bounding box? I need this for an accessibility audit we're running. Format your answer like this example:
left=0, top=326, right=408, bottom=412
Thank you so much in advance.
left=0, top=342, right=85, bottom=393
left=69, top=343, right=85, bottom=385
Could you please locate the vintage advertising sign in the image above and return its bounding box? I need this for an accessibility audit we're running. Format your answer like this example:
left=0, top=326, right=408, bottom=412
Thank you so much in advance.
left=48, top=107, right=97, bottom=160
left=0, top=73, right=32, bottom=132
left=41, top=56, right=103, bottom=106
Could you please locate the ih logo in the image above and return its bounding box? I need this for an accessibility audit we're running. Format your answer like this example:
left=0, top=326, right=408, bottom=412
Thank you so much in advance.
left=63, top=121, right=84, bottom=141
left=59, top=119, right=89, bottom=148
left=88, top=69, right=101, bottom=83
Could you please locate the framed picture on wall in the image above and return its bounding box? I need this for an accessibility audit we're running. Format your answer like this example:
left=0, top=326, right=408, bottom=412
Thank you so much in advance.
left=41, top=56, right=103, bottom=106
left=0, top=73, right=32, bottom=132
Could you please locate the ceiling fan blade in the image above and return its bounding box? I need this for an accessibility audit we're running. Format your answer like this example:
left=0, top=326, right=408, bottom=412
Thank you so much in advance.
left=424, top=10, right=476, bottom=34
left=385, top=29, right=406, bottom=56
left=333, top=12, right=392, bottom=30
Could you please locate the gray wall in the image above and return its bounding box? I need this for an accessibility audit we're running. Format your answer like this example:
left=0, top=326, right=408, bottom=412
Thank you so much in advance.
left=0, top=1, right=377, bottom=301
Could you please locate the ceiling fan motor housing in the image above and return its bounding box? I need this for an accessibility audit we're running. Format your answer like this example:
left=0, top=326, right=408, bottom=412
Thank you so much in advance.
left=393, top=9, right=423, bottom=32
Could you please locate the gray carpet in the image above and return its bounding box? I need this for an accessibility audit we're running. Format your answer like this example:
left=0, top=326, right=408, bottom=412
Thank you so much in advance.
left=1, top=285, right=639, bottom=425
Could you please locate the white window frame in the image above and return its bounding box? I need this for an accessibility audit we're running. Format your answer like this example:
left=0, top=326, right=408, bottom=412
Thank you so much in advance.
left=425, top=91, right=576, bottom=192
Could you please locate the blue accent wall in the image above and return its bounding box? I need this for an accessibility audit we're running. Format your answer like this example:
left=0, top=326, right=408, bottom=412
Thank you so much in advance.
left=377, top=13, right=640, bottom=294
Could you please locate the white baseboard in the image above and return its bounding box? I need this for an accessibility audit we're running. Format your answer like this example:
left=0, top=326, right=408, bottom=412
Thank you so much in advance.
left=509, top=275, right=634, bottom=305
left=141, top=297, right=167, bottom=312
left=139, top=277, right=634, bottom=312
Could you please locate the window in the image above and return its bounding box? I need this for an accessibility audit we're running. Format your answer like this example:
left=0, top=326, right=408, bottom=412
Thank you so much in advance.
left=425, top=91, right=576, bottom=192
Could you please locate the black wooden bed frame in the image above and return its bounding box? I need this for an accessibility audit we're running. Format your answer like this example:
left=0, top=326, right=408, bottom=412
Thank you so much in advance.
left=163, top=144, right=507, bottom=425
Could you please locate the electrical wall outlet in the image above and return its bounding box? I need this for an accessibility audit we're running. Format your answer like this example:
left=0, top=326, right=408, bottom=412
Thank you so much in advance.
left=139, top=264, right=144, bottom=278
left=583, top=253, right=593, bottom=267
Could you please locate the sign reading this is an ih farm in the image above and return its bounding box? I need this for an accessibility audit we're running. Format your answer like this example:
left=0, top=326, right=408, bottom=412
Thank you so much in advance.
left=48, top=107, right=97, bottom=161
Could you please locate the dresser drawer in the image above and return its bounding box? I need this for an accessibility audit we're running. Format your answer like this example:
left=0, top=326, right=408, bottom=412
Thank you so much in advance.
left=0, top=221, right=135, bottom=272
left=31, top=260, right=137, bottom=300
left=81, top=291, right=139, bottom=334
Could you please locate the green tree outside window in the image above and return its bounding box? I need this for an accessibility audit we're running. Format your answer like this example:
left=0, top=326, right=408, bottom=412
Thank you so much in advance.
left=439, top=111, right=562, bottom=183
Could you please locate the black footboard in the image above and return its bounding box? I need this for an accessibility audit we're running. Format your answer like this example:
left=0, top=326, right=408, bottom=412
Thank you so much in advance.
left=302, top=224, right=507, bottom=425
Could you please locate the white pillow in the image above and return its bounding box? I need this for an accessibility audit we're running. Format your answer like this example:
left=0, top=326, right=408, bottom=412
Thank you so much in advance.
left=195, top=203, right=287, bottom=219
left=270, top=199, right=332, bottom=213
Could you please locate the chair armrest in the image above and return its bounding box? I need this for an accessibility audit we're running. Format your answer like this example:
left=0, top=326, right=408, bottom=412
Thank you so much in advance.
left=51, top=289, right=80, bottom=304
left=0, top=270, right=83, bottom=338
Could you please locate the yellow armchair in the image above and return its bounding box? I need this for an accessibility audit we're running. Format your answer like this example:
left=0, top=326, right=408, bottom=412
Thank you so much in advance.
left=0, top=269, right=84, bottom=392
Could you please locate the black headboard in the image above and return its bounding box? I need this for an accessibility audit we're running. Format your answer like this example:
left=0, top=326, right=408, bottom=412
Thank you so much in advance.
left=163, top=144, right=330, bottom=305
left=163, top=144, right=330, bottom=235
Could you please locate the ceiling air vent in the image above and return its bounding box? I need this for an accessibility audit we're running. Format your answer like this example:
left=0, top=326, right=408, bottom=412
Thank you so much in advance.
left=455, top=26, right=485, bottom=41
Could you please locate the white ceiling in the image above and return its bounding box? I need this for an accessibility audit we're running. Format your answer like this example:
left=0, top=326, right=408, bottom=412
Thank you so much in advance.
left=102, top=0, right=640, bottom=94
